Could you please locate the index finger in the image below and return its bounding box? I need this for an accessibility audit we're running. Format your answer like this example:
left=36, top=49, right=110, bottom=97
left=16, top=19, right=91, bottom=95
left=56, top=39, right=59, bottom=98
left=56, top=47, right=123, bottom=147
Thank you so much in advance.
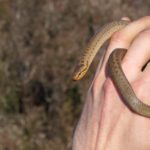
left=97, top=16, right=150, bottom=80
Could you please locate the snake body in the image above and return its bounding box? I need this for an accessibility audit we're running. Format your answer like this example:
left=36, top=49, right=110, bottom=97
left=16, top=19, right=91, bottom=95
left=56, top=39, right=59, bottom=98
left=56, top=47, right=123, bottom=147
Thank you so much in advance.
left=73, top=20, right=129, bottom=80
left=73, top=20, right=150, bottom=117
left=108, top=49, right=150, bottom=117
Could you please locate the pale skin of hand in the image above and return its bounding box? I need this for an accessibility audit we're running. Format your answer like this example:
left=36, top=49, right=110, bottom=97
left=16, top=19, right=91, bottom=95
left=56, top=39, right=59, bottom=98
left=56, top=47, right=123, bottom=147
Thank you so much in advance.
left=72, top=16, right=150, bottom=150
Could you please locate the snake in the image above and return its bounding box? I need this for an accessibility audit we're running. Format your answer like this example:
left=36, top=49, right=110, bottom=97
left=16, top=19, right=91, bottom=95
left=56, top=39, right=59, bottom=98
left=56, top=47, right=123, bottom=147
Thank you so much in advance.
left=72, top=20, right=150, bottom=117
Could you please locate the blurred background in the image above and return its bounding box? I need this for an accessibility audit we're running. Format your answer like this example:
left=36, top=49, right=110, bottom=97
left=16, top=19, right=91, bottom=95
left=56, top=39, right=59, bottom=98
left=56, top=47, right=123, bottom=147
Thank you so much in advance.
left=0, top=0, right=149, bottom=149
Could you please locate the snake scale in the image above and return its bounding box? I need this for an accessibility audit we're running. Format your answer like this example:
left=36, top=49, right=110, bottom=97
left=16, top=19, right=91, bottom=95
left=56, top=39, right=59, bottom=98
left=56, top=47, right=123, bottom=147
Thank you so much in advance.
left=73, top=20, right=150, bottom=118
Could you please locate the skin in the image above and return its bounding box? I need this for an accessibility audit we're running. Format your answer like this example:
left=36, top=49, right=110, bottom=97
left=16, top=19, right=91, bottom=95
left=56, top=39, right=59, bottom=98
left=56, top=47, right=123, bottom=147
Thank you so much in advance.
left=108, top=48, right=150, bottom=117
left=72, top=16, right=150, bottom=150
left=73, top=20, right=150, bottom=117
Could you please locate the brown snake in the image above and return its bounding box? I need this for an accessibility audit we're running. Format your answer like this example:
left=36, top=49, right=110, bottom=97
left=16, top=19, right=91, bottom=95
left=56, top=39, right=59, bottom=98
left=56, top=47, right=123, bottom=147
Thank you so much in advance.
left=73, top=20, right=150, bottom=117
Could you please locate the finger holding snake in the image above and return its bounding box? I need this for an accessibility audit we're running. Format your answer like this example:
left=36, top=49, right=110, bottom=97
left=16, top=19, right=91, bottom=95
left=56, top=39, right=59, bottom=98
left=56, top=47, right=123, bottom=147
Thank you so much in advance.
left=94, top=16, right=150, bottom=84
left=73, top=16, right=150, bottom=117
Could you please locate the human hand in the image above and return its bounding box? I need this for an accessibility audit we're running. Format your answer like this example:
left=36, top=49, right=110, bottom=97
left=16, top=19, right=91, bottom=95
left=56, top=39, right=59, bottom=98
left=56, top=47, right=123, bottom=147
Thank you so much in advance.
left=72, top=16, right=150, bottom=150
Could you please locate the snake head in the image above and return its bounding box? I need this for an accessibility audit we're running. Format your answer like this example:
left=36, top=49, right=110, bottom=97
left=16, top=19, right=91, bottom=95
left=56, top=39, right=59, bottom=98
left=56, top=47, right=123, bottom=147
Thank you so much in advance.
left=72, top=63, right=88, bottom=81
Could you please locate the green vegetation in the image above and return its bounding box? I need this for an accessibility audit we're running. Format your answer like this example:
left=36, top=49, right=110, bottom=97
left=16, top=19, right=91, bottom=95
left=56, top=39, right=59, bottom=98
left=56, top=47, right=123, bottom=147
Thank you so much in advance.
left=0, top=87, right=20, bottom=113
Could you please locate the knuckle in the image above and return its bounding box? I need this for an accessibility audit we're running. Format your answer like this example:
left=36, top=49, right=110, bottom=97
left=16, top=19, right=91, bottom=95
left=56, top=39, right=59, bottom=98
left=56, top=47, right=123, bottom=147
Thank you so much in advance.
left=141, top=16, right=150, bottom=22
left=110, top=31, right=125, bottom=45
left=103, top=78, right=114, bottom=95
left=90, top=76, right=102, bottom=98
left=90, top=77, right=113, bottom=100
left=139, top=29, right=150, bottom=38
left=132, top=77, right=150, bottom=104
left=132, top=79, right=143, bottom=99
